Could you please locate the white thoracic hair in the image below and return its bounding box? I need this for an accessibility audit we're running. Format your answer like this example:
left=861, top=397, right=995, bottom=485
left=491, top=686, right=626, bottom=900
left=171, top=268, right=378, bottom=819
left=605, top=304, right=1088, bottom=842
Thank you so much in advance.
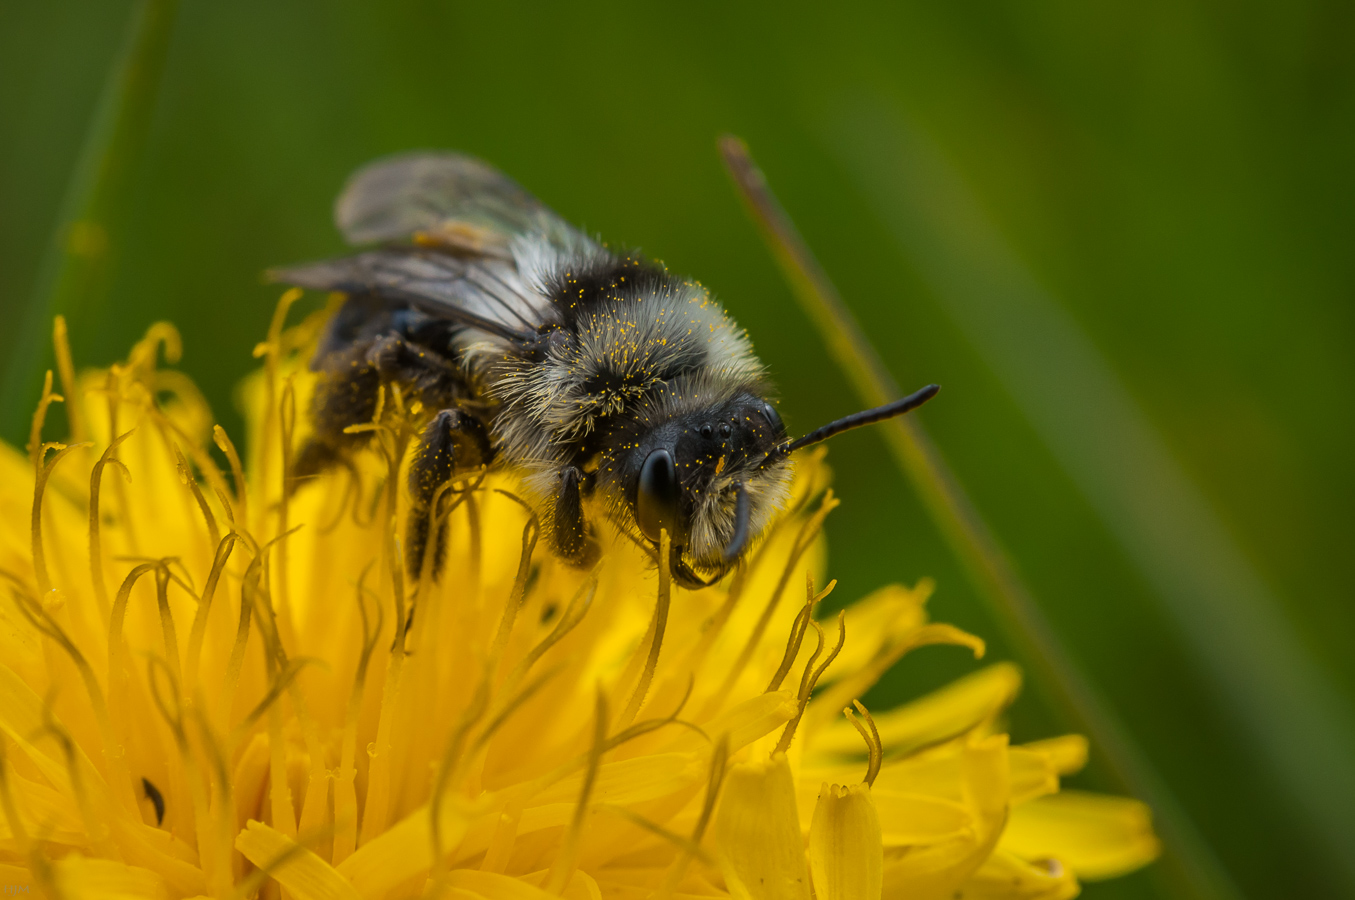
left=455, top=233, right=790, bottom=562
left=502, top=279, right=762, bottom=436
left=488, top=237, right=762, bottom=455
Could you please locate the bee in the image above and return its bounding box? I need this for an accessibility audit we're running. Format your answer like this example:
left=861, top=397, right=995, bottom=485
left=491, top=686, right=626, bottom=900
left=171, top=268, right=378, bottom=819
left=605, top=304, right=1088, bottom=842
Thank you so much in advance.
left=273, top=152, right=938, bottom=588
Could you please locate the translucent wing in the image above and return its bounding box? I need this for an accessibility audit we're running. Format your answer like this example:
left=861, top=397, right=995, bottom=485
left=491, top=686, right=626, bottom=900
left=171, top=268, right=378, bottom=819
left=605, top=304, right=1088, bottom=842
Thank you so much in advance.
left=335, top=151, right=586, bottom=254
left=272, top=248, right=550, bottom=343
left=273, top=152, right=596, bottom=341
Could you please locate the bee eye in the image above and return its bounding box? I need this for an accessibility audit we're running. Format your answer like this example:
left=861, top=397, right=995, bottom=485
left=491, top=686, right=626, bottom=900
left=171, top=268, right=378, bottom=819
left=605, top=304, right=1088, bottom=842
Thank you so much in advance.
left=760, top=401, right=784, bottom=435
left=719, top=423, right=732, bottom=439
left=700, top=424, right=714, bottom=439
left=636, top=448, right=682, bottom=544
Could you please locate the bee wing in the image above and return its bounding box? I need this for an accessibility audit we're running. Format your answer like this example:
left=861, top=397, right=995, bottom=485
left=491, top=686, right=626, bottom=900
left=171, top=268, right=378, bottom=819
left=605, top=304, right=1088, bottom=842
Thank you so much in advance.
left=334, top=151, right=587, bottom=253
left=273, top=153, right=588, bottom=342
left=271, top=248, right=547, bottom=344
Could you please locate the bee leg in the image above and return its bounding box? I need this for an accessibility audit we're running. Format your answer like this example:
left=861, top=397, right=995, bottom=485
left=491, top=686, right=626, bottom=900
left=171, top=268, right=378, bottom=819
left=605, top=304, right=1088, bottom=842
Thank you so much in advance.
left=552, top=466, right=601, bottom=569
left=368, top=334, right=478, bottom=424
left=366, top=334, right=422, bottom=379
left=406, top=409, right=492, bottom=580
left=293, top=345, right=384, bottom=481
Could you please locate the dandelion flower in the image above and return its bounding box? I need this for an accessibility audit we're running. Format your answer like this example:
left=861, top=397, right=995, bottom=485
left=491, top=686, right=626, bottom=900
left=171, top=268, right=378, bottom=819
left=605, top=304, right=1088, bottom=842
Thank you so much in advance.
left=0, top=307, right=1159, bottom=898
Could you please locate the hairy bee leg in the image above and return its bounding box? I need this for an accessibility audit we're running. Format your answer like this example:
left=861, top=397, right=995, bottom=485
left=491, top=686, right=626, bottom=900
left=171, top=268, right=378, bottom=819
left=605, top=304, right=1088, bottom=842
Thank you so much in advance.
left=366, top=333, right=423, bottom=379
left=406, top=409, right=492, bottom=580
left=296, top=342, right=386, bottom=481
left=552, top=466, right=600, bottom=569
left=368, top=333, right=485, bottom=426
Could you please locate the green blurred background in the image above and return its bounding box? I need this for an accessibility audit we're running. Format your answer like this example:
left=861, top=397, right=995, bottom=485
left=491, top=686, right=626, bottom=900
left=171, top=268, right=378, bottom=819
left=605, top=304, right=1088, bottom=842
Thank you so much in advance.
left=2, top=2, right=1352, bottom=897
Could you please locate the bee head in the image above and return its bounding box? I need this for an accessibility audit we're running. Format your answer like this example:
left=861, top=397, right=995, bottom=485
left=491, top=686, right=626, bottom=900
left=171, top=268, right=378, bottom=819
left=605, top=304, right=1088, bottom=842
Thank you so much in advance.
left=603, top=377, right=940, bottom=589
left=611, top=389, right=793, bottom=586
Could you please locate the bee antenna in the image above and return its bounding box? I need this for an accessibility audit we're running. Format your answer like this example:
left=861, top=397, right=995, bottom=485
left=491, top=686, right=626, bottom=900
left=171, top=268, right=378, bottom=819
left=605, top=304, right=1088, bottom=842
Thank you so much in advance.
left=722, top=483, right=752, bottom=563
left=773, top=384, right=940, bottom=459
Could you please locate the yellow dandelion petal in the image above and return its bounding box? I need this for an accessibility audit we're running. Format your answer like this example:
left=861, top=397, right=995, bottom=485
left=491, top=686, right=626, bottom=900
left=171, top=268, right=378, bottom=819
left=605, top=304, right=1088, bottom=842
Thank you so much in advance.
left=870, top=790, right=972, bottom=846
left=876, top=735, right=1010, bottom=900
left=234, top=820, right=360, bottom=900
left=714, top=753, right=810, bottom=900
left=335, top=795, right=482, bottom=898
left=808, top=661, right=1022, bottom=759
left=51, top=855, right=172, bottom=900
left=1008, top=747, right=1063, bottom=805
left=808, top=782, right=882, bottom=900
left=956, top=849, right=1079, bottom=900
left=1000, top=791, right=1162, bottom=881
left=1020, top=734, right=1090, bottom=777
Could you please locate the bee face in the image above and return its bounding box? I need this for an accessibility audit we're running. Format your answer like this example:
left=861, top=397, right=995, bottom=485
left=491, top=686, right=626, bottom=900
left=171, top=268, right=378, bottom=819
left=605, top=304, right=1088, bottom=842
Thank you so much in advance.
left=614, top=391, right=792, bottom=576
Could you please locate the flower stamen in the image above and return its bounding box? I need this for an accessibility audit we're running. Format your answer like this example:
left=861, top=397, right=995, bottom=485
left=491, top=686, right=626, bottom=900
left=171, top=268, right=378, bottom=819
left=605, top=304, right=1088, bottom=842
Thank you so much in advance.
left=232, top=529, right=331, bottom=845
left=27, top=370, right=63, bottom=472
left=148, top=652, right=233, bottom=890
left=213, top=424, right=250, bottom=531
left=618, top=529, right=673, bottom=728
left=775, top=610, right=846, bottom=755
left=4, top=565, right=141, bottom=818
left=33, top=689, right=115, bottom=857
left=153, top=562, right=184, bottom=688
left=228, top=656, right=319, bottom=747
left=107, top=561, right=159, bottom=664
left=334, top=565, right=383, bottom=865
left=767, top=575, right=837, bottom=693
left=53, top=315, right=86, bottom=444
left=176, top=442, right=222, bottom=567
left=428, top=674, right=491, bottom=883
left=465, top=493, right=483, bottom=600
left=88, top=428, right=135, bottom=620
left=114, top=554, right=198, bottom=598
left=654, top=733, right=731, bottom=899
left=546, top=687, right=607, bottom=894
left=843, top=701, right=883, bottom=787
left=316, top=461, right=361, bottom=535
left=811, top=622, right=985, bottom=729
left=274, top=377, right=300, bottom=650
left=32, top=439, right=90, bottom=595
left=220, top=553, right=257, bottom=727
left=720, top=490, right=839, bottom=697
left=498, top=570, right=597, bottom=702
left=254, top=288, right=303, bottom=522
left=360, top=404, right=415, bottom=843
left=485, top=492, right=540, bottom=672
left=184, top=533, right=242, bottom=699
left=598, top=803, right=713, bottom=864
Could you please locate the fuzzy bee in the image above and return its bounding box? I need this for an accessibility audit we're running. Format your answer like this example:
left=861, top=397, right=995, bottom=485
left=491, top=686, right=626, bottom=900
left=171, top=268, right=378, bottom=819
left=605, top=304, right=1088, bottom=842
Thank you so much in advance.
left=274, top=152, right=938, bottom=588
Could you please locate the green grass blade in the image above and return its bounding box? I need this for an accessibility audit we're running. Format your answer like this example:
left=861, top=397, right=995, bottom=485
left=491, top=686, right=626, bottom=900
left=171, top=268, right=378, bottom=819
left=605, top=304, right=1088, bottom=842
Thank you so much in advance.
left=0, top=0, right=180, bottom=437
left=719, top=134, right=1243, bottom=900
